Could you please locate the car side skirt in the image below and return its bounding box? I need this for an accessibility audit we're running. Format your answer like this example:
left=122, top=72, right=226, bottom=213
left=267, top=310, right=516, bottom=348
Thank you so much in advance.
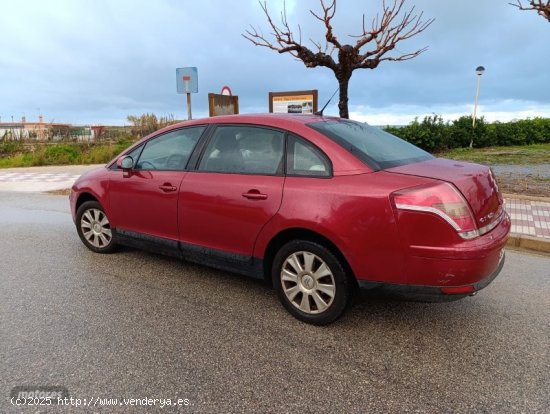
left=113, top=229, right=264, bottom=280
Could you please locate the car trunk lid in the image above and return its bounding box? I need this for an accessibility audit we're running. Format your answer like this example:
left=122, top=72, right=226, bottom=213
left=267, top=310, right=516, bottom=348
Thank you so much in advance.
left=387, top=158, right=504, bottom=228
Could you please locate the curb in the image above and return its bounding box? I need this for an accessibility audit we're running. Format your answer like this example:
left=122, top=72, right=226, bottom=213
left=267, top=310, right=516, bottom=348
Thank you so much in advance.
left=506, top=233, right=550, bottom=254
left=503, top=193, right=550, bottom=203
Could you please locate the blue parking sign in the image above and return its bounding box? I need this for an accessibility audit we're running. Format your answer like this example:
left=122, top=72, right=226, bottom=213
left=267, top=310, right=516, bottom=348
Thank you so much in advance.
left=176, top=67, right=198, bottom=94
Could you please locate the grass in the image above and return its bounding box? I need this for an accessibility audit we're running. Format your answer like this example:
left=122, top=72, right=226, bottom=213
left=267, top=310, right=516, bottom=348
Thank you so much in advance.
left=0, top=140, right=135, bottom=168
left=438, top=143, right=550, bottom=165
left=437, top=143, right=550, bottom=196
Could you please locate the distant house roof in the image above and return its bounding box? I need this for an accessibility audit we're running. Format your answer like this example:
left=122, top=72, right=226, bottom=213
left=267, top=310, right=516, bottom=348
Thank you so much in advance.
left=0, top=122, right=70, bottom=128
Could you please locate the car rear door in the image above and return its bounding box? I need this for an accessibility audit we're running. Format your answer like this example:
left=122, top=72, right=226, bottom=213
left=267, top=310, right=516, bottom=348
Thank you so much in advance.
left=178, top=125, right=285, bottom=258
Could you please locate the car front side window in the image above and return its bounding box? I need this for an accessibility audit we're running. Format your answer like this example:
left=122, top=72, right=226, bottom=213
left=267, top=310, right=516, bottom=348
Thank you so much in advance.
left=135, top=126, right=205, bottom=171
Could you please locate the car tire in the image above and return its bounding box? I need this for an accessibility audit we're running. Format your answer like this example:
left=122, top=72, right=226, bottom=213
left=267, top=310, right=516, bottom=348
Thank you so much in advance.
left=76, top=201, right=117, bottom=254
left=272, top=240, right=351, bottom=325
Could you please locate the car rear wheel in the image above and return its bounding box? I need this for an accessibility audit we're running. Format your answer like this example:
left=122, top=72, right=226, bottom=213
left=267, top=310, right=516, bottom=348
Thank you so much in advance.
left=272, top=240, right=351, bottom=325
left=76, top=201, right=117, bottom=253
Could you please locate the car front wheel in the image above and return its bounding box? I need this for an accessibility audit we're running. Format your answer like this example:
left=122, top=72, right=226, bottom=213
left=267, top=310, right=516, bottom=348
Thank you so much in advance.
left=272, top=240, right=351, bottom=325
left=76, top=201, right=117, bottom=253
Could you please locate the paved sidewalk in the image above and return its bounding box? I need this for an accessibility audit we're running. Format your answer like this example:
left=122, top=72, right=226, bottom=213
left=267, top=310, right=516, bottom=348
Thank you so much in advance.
left=0, top=164, right=102, bottom=192
left=0, top=165, right=549, bottom=247
left=505, top=197, right=550, bottom=239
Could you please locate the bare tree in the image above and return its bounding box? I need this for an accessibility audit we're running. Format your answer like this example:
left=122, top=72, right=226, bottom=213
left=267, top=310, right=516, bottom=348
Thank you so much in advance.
left=510, top=1, right=550, bottom=21
left=243, top=0, right=433, bottom=118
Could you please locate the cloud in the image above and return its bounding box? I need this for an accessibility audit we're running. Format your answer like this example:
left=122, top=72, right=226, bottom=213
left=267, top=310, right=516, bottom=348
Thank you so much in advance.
left=0, top=0, right=549, bottom=125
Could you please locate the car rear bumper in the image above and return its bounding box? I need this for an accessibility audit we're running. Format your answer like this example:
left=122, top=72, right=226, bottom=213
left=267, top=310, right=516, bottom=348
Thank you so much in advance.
left=357, top=250, right=506, bottom=302
left=397, top=211, right=510, bottom=286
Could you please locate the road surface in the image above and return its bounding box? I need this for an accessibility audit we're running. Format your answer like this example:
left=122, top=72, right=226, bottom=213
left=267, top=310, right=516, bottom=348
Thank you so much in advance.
left=1, top=192, right=549, bottom=413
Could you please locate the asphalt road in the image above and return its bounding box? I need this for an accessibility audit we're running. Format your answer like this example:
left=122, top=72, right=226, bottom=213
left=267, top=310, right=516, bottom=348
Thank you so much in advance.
left=1, top=192, right=549, bottom=413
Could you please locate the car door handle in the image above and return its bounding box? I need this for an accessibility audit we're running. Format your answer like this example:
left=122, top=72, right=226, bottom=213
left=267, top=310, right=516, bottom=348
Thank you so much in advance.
left=242, top=190, right=268, bottom=200
left=159, top=183, right=177, bottom=192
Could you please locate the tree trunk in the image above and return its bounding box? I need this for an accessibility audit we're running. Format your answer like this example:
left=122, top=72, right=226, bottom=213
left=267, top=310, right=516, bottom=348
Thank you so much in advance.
left=337, top=77, right=350, bottom=119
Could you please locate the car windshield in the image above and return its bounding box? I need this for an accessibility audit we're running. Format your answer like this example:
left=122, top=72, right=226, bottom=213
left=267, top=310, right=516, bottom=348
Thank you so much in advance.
left=308, top=119, right=433, bottom=170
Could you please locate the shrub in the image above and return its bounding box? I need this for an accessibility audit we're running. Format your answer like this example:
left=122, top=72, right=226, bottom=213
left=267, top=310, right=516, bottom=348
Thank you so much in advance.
left=383, top=116, right=550, bottom=152
left=386, top=115, right=448, bottom=152
left=0, top=140, right=23, bottom=155
left=43, top=144, right=80, bottom=165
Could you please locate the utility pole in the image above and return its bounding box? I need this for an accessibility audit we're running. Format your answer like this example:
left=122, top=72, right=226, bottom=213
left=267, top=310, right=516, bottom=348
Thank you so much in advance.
left=471, top=66, right=485, bottom=148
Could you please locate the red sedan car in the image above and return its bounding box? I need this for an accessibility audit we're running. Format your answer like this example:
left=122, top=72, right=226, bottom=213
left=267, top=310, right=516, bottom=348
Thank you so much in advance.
left=70, top=114, right=510, bottom=325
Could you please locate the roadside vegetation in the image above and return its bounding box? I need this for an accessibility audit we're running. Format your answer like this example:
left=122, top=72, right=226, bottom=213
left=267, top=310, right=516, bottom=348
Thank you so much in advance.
left=1, top=114, right=548, bottom=169
left=0, top=139, right=135, bottom=168
left=384, top=115, right=550, bottom=152
left=0, top=113, right=176, bottom=168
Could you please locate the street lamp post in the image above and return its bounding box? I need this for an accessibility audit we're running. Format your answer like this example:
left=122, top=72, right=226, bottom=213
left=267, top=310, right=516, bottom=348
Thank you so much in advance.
left=471, top=65, right=485, bottom=148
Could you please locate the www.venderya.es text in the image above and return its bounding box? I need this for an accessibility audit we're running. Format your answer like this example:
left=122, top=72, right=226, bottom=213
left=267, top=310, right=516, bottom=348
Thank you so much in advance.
left=11, top=395, right=190, bottom=409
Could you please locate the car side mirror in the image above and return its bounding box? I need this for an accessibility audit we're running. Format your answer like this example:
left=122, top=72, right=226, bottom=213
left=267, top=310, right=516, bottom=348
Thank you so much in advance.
left=121, top=156, right=134, bottom=170
left=117, top=156, right=134, bottom=177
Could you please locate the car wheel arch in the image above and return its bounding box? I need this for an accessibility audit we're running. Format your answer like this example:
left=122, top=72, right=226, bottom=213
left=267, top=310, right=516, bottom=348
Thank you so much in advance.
left=76, top=192, right=100, bottom=212
left=262, top=228, right=357, bottom=289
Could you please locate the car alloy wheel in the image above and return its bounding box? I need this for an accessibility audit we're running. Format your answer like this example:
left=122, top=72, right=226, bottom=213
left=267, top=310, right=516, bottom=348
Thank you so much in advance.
left=273, top=240, right=351, bottom=325
left=76, top=201, right=117, bottom=253
left=281, top=251, right=336, bottom=314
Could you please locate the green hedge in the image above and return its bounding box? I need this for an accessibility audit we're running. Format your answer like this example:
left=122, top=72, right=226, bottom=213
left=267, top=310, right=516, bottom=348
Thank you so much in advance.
left=383, top=115, right=550, bottom=152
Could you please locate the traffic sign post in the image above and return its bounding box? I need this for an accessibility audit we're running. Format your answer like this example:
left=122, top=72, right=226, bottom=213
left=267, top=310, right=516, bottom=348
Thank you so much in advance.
left=176, top=67, right=198, bottom=120
left=183, top=75, right=192, bottom=120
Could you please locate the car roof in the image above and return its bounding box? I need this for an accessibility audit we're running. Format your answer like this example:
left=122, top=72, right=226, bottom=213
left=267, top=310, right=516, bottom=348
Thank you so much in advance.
left=159, top=113, right=342, bottom=133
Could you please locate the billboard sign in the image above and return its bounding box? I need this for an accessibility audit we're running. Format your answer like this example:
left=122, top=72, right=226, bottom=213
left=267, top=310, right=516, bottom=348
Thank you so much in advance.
left=269, top=90, right=318, bottom=114
left=176, top=67, right=198, bottom=94
left=208, top=93, right=239, bottom=117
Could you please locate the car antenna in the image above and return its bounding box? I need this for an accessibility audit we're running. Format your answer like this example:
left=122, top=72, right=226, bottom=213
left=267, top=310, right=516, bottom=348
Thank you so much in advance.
left=314, top=87, right=339, bottom=117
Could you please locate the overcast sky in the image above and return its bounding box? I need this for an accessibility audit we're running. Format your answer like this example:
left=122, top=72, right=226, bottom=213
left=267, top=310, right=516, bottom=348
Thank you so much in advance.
left=1, top=0, right=549, bottom=125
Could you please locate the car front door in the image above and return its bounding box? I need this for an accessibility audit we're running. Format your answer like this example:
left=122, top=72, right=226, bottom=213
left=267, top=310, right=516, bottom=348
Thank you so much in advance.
left=178, top=125, right=285, bottom=259
left=109, top=126, right=205, bottom=242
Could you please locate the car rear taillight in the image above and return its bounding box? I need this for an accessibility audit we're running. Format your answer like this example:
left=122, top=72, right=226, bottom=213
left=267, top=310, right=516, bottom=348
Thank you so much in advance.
left=392, top=182, right=479, bottom=240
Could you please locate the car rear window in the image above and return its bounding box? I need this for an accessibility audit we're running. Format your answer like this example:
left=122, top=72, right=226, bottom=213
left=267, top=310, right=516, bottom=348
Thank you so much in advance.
left=308, top=119, right=433, bottom=170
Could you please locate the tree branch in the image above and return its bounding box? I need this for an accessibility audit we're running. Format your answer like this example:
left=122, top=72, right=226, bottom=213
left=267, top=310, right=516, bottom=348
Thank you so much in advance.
left=242, top=0, right=337, bottom=70
left=310, top=0, right=342, bottom=49
left=510, top=0, right=550, bottom=21
left=351, top=0, right=434, bottom=68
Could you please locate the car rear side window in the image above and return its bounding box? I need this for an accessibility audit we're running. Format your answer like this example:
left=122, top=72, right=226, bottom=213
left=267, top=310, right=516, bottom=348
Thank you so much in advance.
left=135, top=126, right=205, bottom=171
left=286, top=134, right=331, bottom=177
left=198, top=126, right=284, bottom=175
left=308, top=120, right=433, bottom=170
